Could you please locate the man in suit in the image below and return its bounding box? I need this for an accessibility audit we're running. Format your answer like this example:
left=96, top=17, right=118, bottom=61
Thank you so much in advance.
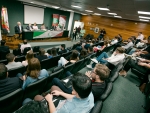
left=26, top=23, right=33, bottom=31
left=15, top=22, right=23, bottom=38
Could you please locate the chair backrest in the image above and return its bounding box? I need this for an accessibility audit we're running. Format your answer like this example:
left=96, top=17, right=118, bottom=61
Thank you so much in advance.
left=50, top=55, right=61, bottom=68
left=13, top=49, right=21, bottom=56
left=23, top=77, right=47, bottom=99
left=8, top=66, right=26, bottom=77
left=15, top=55, right=25, bottom=62
left=62, top=51, right=72, bottom=58
left=33, top=46, right=40, bottom=53
left=40, top=58, right=51, bottom=70
left=71, top=59, right=84, bottom=74
left=23, top=47, right=31, bottom=55
left=0, top=59, right=8, bottom=65
left=0, top=88, right=23, bottom=113
left=0, top=50, right=10, bottom=60
left=63, top=63, right=75, bottom=77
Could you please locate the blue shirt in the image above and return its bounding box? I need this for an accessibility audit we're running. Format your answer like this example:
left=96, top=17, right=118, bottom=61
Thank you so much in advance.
left=55, top=92, right=94, bottom=113
left=22, top=69, right=49, bottom=90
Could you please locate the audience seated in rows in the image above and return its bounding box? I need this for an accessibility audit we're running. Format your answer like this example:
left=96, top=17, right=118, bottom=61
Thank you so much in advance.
left=6, top=53, right=23, bottom=70
left=17, top=58, right=49, bottom=90
left=0, top=64, right=23, bottom=97
left=46, top=48, right=58, bottom=58
left=36, top=48, right=47, bottom=61
left=22, top=50, right=34, bottom=67
left=58, top=50, right=79, bottom=67
left=58, top=44, right=67, bottom=54
left=0, top=40, right=10, bottom=53
left=20, top=40, right=32, bottom=53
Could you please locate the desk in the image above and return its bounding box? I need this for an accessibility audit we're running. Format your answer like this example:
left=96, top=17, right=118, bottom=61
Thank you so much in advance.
left=22, top=30, right=69, bottom=40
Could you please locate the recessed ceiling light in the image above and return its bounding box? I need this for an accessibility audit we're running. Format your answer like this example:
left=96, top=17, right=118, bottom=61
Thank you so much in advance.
left=138, top=11, right=150, bottom=15
left=108, top=13, right=117, bottom=15
left=85, top=10, right=93, bottom=12
left=71, top=5, right=81, bottom=8
left=93, top=13, right=101, bottom=15
left=67, top=10, right=74, bottom=12
left=114, top=16, right=122, bottom=18
left=140, top=19, right=149, bottom=22
left=51, top=6, right=60, bottom=9
left=97, top=7, right=109, bottom=11
left=30, top=2, right=34, bottom=3
left=139, top=16, right=150, bottom=19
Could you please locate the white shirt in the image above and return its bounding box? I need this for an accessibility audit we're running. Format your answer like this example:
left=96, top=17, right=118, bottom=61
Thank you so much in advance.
left=19, top=25, right=22, bottom=32
left=137, top=34, right=144, bottom=40
left=107, top=53, right=125, bottom=66
left=111, top=39, right=118, bottom=45
left=20, top=43, right=32, bottom=53
left=122, top=41, right=134, bottom=49
left=33, top=26, right=38, bottom=30
left=6, top=62, right=23, bottom=70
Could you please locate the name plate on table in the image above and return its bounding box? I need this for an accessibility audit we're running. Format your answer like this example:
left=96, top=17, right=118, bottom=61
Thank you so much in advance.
left=33, top=30, right=63, bottom=39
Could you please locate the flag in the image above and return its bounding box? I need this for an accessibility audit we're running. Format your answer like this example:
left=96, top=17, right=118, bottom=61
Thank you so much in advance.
left=52, top=14, right=59, bottom=26
left=59, top=15, right=66, bottom=26
left=1, top=7, right=10, bottom=33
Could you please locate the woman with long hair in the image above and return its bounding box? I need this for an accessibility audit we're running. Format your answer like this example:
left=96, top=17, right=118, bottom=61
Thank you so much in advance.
left=22, top=50, right=34, bottom=66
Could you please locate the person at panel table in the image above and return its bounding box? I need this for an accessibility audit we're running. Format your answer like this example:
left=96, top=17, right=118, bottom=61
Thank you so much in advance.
left=41, top=23, right=47, bottom=31
left=32, top=22, right=38, bottom=30
left=26, top=23, right=33, bottom=31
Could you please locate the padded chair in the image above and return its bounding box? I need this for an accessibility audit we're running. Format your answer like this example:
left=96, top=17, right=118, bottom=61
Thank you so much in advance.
left=44, top=68, right=64, bottom=91
left=79, top=56, right=90, bottom=70
left=33, top=46, right=40, bottom=53
left=62, top=51, right=72, bottom=59
left=40, top=58, right=52, bottom=70
left=0, top=59, right=8, bottom=65
left=0, top=88, right=23, bottom=113
left=131, top=68, right=146, bottom=80
left=13, top=49, right=21, bottom=56
left=8, top=66, right=26, bottom=77
left=15, top=55, right=25, bottom=62
left=71, top=59, right=84, bottom=74
left=50, top=55, right=61, bottom=68
left=145, top=74, right=150, bottom=97
left=23, top=77, right=47, bottom=99
left=90, top=101, right=103, bottom=113
left=23, top=47, right=31, bottom=55
left=63, top=63, right=75, bottom=78
left=99, top=81, right=113, bottom=101
left=0, top=50, right=10, bottom=60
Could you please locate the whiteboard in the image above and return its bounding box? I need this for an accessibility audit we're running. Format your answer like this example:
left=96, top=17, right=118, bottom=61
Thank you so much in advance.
left=24, top=5, right=44, bottom=24
left=73, top=21, right=84, bottom=29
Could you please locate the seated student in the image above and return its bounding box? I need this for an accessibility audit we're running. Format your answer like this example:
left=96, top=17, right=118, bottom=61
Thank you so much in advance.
left=6, top=53, right=23, bottom=70
left=20, top=39, right=32, bottom=53
left=50, top=64, right=110, bottom=100
left=58, top=44, right=67, bottom=54
left=32, top=22, right=38, bottom=30
left=46, top=48, right=58, bottom=59
left=33, top=73, right=94, bottom=113
left=79, top=49, right=88, bottom=59
left=0, top=64, right=23, bottom=97
left=84, top=40, right=91, bottom=50
left=93, top=41, right=108, bottom=52
left=58, top=50, right=79, bottom=67
left=87, top=47, right=125, bottom=69
left=22, top=50, right=34, bottom=67
left=110, top=36, right=118, bottom=45
left=17, top=58, right=49, bottom=90
left=118, top=34, right=122, bottom=42
left=36, top=48, right=47, bottom=61
left=0, top=40, right=10, bottom=53
left=88, top=46, right=94, bottom=55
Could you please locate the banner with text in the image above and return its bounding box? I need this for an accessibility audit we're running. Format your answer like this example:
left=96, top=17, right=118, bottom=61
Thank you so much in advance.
left=52, top=14, right=59, bottom=26
left=59, top=15, right=66, bottom=27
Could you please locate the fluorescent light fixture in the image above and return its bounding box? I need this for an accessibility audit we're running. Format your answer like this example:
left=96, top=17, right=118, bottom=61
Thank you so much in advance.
left=67, top=10, right=74, bottom=12
left=85, top=10, right=93, bottom=12
left=30, top=2, right=34, bottom=3
left=97, top=7, right=109, bottom=11
left=140, top=19, right=149, bottom=22
left=114, top=16, right=122, bottom=18
left=108, top=13, right=117, bottom=15
left=71, top=5, right=81, bottom=8
left=44, top=5, right=47, bottom=6
left=81, top=13, right=87, bottom=15
left=138, top=11, right=150, bottom=15
left=93, top=13, right=101, bottom=15
left=139, top=16, right=150, bottom=19
left=51, top=6, right=60, bottom=9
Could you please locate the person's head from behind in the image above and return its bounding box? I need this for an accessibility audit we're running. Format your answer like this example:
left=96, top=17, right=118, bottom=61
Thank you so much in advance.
left=115, top=47, right=125, bottom=54
left=61, top=44, right=65, bottom=50
left=29, top=23, right=32, bottom=26
left=115, top=36, right=118, bottom=40
left=0, top=64, right=8, bottom=80
left=23, top=40, right=27, bottom=44
left=91, top=64, right=110, bottom=81
left=51, top=48, right=57, bottom=56
left=1, top=40, right=6, bottom=46
left=26, top=50, right=34, bottom=62
left=70, top=50, right=79, bottom=60
left=6, top=53, right=15, bottom=63
left=39, top=48, right=45, bottom=56
left=128, top=38, right=132, bottom=42
left=138, top=32, right=142, bottom=35
left=88, top=46, right=93, bottom=53
left=26, top=58, right=41, bottom=78
left=80, top=49, right=88, bottom=58
left=72, top=73, right=92, bottom=98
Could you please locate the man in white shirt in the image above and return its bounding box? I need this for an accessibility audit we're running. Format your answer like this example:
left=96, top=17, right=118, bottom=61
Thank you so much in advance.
left=122, top=38, right=134, bottom=50
left=20, top=39, right=32, bottom=53
left=15, top=22, right=23, bottom=38
left=135, top=32, right=144, bottom=45
left=110, top=36, right=118, bottom=45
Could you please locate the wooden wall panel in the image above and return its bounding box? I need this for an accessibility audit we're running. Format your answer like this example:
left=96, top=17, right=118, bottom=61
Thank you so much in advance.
left=81, top=15, right=150, bottom=40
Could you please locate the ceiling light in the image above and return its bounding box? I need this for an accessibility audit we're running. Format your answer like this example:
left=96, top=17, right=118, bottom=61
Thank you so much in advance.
left=30, top=2, right=34, bottom=3
left=85, top=10, right=93, bottom=12
left=44, top=5, right=47, bottom=6
left=139, top=16, right=150, bottom=19
left=140, top=19, right=149, bottom=22
left=97, top=7, right=109, bottom=11
left=93, top=13, right=101, bottom=15
left=114, top=16, right=122, bottom=18
left=108, top=13, right=117, bottom=15
left=81, top=13, right=87, bottom=15
left=51, top=6, right=60, bottom=9
left=71, top=5, right=81, bottom=8
left=138, top=11, right=150, bottom=15
left=67, top=10, right=74, bottom=12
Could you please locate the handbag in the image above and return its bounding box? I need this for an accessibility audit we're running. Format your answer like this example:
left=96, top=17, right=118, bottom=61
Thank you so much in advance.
left=13, top=99, right=49, bottom=113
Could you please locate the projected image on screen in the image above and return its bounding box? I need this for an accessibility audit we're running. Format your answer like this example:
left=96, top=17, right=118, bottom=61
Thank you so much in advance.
left=24, top=5, right=44, bottom=24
